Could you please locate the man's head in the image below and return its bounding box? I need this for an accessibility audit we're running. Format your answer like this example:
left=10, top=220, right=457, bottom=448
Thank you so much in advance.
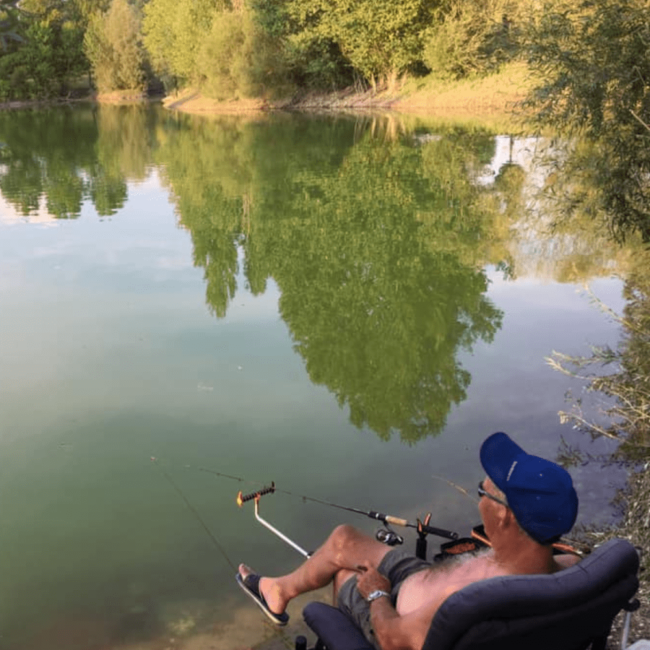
left=479, top=432, right=578, bottom=545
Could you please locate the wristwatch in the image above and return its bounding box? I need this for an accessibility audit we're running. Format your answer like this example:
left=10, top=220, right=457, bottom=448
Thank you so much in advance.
left=366, top=590, right=391, bottom=603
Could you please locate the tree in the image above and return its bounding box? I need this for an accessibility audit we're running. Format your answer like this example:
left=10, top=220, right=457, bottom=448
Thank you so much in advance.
left=526, top=0, right=650, bottom=241
left=0, top=0, right=23, bottom=50
left=142, top=0, right=224, bottom=88
left=84, top=0, right=146, bottom=93
left=286, top=0, right=438, bottom=83
left=0, top=0, right=88, bottom=100
left=197, top=4, right=291, bottom=99
left=423, top=0, right=522, bottom=79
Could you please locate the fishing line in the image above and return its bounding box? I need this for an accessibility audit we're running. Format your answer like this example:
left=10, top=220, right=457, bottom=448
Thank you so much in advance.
left=192, top=462, right=441, bottom=518
left=431, top=475, right=479, bottom=503
left=188, top=462, right=458, bottom=540
left=190, top=462, right=394, bottom=513
left=191, top=462, right=393, bottom=513
left=151, top=457, right=237, bottom=571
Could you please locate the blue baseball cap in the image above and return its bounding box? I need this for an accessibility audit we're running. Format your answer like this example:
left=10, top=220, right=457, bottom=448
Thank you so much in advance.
left=480, top=432, right=578, bottom=544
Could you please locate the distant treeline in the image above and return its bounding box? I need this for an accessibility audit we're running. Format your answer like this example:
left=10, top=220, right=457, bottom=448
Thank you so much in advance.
left=1, top=0, right=647, bottom=118
left=1, top=0, right=526, bottom=101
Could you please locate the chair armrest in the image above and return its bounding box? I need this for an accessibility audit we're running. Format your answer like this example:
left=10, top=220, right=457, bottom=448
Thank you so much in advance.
left=303, top=602, right=375, bottom=650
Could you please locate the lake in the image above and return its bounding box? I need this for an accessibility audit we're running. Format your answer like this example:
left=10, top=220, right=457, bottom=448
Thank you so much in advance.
left=0, top=104, right=630, bottom=650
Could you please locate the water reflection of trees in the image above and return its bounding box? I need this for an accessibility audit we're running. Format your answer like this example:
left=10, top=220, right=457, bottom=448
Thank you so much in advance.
left=0, top=106, right=637, bottom=443
left=550, top=248, right=650, bottom=458
left=157, top=115, right=506, bottom=442
left=0, top=105, right=154, bottom=218
left=491, top=136, right=634, bottom=283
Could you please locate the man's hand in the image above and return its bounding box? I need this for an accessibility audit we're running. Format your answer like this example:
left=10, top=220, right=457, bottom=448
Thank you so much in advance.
left=355, top=562, right=391, bottom=600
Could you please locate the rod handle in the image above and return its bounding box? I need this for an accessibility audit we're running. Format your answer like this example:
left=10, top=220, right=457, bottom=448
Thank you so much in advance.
left=237, top=482, right=275, bottom=507
left=368, top=512, right=409, bottom=527
left=384, top=515, right=409, bottom=527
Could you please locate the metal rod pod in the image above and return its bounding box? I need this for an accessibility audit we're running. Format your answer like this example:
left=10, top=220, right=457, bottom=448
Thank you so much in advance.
left=254, top=497, right=311, bottom=558
left=420, top=523, right=458, bottom=540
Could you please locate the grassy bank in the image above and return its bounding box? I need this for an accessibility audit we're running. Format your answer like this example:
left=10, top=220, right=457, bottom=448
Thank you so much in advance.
left=1, top=62, right=536, bottom=124
left=162, top=62, right=536, bottom=125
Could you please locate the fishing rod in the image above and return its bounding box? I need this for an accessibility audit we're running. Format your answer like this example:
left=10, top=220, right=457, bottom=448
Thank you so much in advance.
left=236, top=482, right=459, bottom=559
left=187, top=462, right=459, bottom=541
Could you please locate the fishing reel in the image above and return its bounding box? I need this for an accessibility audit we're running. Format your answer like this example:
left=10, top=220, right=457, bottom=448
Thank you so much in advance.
left=376, top=526, right=404, bottom=546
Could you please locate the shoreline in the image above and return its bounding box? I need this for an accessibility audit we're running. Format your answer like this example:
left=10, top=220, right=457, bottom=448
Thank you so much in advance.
left=1, top=63, right=532, bottom=124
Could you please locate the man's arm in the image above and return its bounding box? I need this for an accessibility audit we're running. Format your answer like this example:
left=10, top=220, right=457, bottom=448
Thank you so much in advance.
left=356, top=563, right=454, bottom=650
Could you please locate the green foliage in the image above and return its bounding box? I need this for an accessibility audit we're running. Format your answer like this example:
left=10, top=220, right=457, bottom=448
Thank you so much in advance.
left=0, top=0, right=88, bottom=101
left=250, top=0, right=352, bottom=90
left=84, top=0, right=146, bottom=93
left=142, top=0, right=224, bottom=88
left=197, top=5, right=291, bottom=100
left=423, top=0, right=521, bottom=79
left=286, top=0, right=438, bottom=83
left=527, top=0, right=650, bottom=136
left=0, top=0, right=24, bottom=50
left=526, top=0, right=650, bottom=241
left=69, top=0, right=111, bottom=26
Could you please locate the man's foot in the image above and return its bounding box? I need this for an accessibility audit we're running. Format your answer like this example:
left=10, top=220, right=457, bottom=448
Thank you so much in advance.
left=236, top=564, right=289, bottom=626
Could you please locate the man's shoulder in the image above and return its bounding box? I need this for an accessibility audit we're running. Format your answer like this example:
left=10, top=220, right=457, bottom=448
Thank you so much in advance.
left=553, top=553, right=582, bottom=571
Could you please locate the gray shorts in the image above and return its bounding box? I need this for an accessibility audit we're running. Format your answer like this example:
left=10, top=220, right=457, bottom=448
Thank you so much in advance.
left=336, top=548, right=432, bottom=648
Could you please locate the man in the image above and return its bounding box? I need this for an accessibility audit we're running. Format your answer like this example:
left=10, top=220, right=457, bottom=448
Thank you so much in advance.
left=236, top=432, right=580, bottom=650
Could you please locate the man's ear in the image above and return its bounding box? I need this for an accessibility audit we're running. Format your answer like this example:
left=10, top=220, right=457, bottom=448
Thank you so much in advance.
left=500, top=507, right=517, bottom=531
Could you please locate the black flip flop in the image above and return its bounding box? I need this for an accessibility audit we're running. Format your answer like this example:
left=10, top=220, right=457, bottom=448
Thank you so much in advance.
left=236, top=570, right=290, bottom=626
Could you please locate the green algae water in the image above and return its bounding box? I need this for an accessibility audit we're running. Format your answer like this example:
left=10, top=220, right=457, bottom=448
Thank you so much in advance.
left=0, top=104, right=629, bottom=650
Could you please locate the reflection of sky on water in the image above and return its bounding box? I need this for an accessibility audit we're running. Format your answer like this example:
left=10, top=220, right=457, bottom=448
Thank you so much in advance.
left=0, top=136, right=630, bottom=650
left=475, top=135, right=542, bottom=186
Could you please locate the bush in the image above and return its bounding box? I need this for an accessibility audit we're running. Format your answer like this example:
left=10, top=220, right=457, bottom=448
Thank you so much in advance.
left=423, top=0, right=521, bottom=79
left=197, top=5, right=292, bottom=100
left=84, top=0, right=146, bottom=93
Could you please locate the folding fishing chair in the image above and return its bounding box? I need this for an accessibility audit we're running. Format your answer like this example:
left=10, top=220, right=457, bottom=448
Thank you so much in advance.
left=297, top=537, right=641, bottom=650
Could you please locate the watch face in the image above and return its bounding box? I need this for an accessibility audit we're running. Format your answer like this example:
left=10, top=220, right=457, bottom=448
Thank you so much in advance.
left=368, top=590, right=390, bottom=602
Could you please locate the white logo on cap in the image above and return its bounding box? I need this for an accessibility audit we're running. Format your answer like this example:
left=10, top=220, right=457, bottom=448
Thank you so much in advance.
left=506, top=460, right=518, bottom=481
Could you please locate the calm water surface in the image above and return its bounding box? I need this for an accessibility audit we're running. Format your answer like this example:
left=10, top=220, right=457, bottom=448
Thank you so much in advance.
left=0, top=105, right=629, bottom=649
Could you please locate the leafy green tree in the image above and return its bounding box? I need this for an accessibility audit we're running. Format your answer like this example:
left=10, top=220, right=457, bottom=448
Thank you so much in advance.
left=197, top=4, right=291, bottom=99
left=423, top=0, right=521, bottom=79
left=286, top=0, right=438, bottom=83
left=249, top=0, right=352, bottom=89
left=0, top=0, right=87, bottom=100
left=84, top=0, right=146, bottom=93
left=0, top=0, right=23, bottom=50
left=142, top=0, right=224, bottom=88
left=526, top=0, right=650, bottom=241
